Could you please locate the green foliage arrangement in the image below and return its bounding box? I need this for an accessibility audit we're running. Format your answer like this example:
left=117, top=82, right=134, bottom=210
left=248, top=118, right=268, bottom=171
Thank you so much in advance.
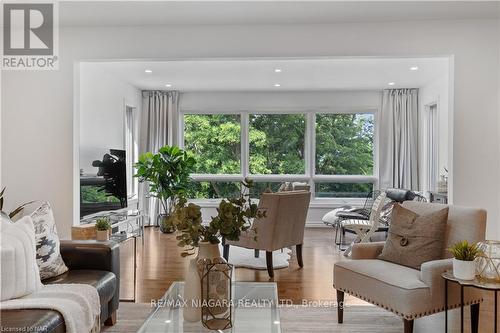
left=449, top=240, right=481, bottom=261
left=95, top=217, right=111, bottom=231
left=0, top=187, right=35, bottom=219
left=170, top=178, right=265, bottom=257
left=135, top=145, right=196, bottom=217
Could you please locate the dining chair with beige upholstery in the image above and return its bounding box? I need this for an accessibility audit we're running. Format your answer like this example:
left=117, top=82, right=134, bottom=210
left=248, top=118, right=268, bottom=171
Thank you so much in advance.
left=223, top=190, right=311, bottom=278
left=333, top=201, right=487, bottom=333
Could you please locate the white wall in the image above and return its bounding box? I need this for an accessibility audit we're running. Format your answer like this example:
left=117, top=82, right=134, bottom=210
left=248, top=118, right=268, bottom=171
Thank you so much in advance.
left=79, top=63, right=141, bottom=175
left=419, top=74, right=450, bottom=192
left=181, top=90, right=382, bottom=112
left=2, top=19, right=499, bottom=239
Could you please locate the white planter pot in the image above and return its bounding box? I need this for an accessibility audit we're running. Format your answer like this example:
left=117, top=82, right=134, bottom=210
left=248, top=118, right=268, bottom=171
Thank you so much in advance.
left=183, top=242, right=222, bottom=322
left=452, top=258, right=476, bottom=280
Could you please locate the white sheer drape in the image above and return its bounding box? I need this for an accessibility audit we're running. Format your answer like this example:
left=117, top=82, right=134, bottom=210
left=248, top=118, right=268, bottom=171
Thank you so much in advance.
left=379, top=89, right=419, bottom=190
left=139, top=91, right=179, bottom=225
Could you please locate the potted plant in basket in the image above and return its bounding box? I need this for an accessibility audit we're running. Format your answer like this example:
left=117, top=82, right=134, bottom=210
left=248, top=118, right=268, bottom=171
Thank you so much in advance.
left=449, top=240, right=481, bottom=280
left=168, top=178, right=265, bottom=323
left=135, top=145, right=196, bottom=233
left=95, top=217, right=111, bottom=241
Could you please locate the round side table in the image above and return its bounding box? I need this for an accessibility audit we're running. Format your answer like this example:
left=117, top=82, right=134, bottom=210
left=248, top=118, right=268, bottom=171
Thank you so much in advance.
left=442, top=271, right=499, bottom=333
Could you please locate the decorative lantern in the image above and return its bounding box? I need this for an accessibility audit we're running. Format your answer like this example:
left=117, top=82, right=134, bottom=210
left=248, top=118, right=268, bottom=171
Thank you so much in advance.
left=199, top=258, right=233, bottom=330
left=475, top=240, right=500, bottom=283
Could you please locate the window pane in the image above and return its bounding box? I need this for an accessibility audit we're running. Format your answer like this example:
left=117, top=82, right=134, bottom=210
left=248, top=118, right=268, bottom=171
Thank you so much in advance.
left=249, top=114, right=306, bottom=174
left=184, top=114, right=241, bottom=174
left=249, top=182, right=285, bottom=199
left=186, top=181, right=241, bottom=199
left=315, top=113, right=374, bottom=175
left=315, top=182, right=373, bottom=198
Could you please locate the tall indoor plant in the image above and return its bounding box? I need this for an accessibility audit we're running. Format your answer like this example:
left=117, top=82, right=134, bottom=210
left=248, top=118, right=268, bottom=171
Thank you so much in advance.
left=135, top=145, right=196, bottom=233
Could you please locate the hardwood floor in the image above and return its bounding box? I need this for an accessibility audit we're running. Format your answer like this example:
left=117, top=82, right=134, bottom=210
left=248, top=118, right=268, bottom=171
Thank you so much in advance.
left=119, top=227, right=498, bottom=332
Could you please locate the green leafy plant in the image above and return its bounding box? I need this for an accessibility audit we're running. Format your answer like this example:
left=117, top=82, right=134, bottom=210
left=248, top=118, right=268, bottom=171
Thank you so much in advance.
left=449, top=240, right=481, bottom=261
left=172, top=178, right=266, bottom=257
left=135, top=145, right=196, bottom=230
left=0, top=187, right=35, bottom=219
left=95, top=217, right=111, bottom=231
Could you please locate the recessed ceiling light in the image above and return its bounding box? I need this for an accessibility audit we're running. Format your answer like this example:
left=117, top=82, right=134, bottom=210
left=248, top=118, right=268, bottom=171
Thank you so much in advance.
left=388, top=82, right=395, bottom=86
left=165, top=84, right=172, bottom=88
left=164, top=320, right=171, bottom=324
left=274, top=68, right=282, bottom=73
left=273, top=321, right=280, bottom=325
left=410, top=66, right=419, bottom=71
left=145, top=69, right=152, bottom=73
left=274, top=83, right=281, bottom=87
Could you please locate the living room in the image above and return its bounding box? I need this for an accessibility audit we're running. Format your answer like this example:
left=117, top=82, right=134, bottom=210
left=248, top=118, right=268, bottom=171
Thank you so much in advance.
left=1, top=1, right=500, bottom=333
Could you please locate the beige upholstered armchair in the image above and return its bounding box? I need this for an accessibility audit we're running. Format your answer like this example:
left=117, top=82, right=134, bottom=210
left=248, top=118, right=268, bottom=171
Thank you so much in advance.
left=333, top=201, right=487, bottom=333
left=223, top=190, right=311, bottom=278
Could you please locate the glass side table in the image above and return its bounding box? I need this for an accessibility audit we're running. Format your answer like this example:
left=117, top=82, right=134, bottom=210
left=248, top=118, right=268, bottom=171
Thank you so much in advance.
left=442, top=271, right=499, bottom=333
left=138, top=282, right=281, bottom=333
left=110, top=232, right=140, bottom=302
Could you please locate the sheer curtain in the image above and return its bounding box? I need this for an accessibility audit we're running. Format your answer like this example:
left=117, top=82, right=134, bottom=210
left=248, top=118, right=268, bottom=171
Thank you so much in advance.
left=139, top=91, right=179, bottom=226
left=379, top=89, right=419, bottom=190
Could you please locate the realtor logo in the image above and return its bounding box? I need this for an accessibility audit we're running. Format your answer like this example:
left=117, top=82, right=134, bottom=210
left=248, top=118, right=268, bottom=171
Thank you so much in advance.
left=2, top=2, right=59, bottom=70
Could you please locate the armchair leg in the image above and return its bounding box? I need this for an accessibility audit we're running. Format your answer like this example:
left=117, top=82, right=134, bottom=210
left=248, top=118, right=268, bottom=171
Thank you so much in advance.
left=223, top=244, right=229, bottom=261
left=296, top=244, right=304, bottom=268
left=403, top=319, right=413, bottom=333
left=254, top=249, right=260, bottom=258
left=266, top=251, right=274, bottom=278
left=104, top=311, right=116, bottom=326
left=471, top=303, right=480, bottom=333
left=336, top=290, right=344, bottom=323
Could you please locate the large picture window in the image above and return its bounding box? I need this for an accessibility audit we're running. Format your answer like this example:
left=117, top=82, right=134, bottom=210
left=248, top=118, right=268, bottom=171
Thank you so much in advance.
left=182, top=110, right=376, bottom=202
left=249, top=114, right=305, bottom=174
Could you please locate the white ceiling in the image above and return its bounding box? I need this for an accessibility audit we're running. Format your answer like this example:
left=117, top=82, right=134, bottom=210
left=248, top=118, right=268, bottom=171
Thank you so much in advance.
left=61, top=1, right=499, bottom=27
left=87, top=57, right=449, bottom=91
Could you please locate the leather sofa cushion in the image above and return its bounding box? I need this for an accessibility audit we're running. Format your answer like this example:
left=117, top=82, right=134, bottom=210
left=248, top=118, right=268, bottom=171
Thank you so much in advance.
left=0, top=309, right=65, bottom=333
left=43, top=269, right=116, bottom=306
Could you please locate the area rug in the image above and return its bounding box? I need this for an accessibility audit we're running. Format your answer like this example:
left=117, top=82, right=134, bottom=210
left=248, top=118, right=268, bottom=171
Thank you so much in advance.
left=220, top=244, right=291, bottom=270
left=101, top=302, right=406, bottom=333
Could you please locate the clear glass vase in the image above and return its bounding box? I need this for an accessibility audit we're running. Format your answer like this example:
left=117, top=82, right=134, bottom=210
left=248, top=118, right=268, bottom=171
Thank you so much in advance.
left=475, top=240, right=500, bottom=282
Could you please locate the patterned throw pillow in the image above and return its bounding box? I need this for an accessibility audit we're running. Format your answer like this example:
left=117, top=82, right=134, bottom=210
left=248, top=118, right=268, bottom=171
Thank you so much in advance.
left=378, top=204, right=449, bottom=270
left=30, top=202, right=68, bottom=280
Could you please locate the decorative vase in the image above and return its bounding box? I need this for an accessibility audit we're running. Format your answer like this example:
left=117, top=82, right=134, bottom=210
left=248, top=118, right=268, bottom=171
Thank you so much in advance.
left=157, top=214, right=174, bottom=233
left=453, top=258, right=476, bottom=280
left=183, top=241, right=224, bottom=322
left=475, top=240, right=500, bottom=282
left=96, top=230, right=109, bottom=241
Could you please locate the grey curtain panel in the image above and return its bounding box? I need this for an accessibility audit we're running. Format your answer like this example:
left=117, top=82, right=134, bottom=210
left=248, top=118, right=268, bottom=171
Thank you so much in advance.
left=139, top=91, right=179, bottom=226
left=379, top=89, right=419, bottom=190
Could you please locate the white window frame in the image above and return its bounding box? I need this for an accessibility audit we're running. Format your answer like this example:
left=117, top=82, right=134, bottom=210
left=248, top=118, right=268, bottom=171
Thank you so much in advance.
left=124, top=102, right=138, bottom=199
left=179, top=107, right=379, bottom=206
left=425, top=102, right=439, bottom=192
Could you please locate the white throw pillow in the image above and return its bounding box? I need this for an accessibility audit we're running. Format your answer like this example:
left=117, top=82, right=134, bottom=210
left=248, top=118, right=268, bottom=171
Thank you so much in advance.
left=30, top=202, right=68, bottom=280
left=1, top=216, right=42, bottom=301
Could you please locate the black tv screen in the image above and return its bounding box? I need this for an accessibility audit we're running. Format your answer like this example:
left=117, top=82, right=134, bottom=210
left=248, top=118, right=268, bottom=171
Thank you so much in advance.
left=80, top=149, right=127, bottom=218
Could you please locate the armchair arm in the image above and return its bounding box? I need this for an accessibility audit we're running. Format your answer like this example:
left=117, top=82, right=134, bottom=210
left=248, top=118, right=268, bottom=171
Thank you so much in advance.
left=420, top=258, right=452, bottom=292
left=60, top=240, right=120, bottom=274
left=351, top=241, right=385, bottom=259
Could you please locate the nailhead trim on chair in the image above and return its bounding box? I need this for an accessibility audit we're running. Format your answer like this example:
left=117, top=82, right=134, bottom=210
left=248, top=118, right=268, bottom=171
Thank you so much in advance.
left=334, top=286, right=483, bottom=320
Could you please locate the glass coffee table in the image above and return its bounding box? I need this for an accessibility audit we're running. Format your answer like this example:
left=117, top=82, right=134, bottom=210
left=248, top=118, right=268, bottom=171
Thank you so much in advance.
left=138, top=282, right=281, bottom=333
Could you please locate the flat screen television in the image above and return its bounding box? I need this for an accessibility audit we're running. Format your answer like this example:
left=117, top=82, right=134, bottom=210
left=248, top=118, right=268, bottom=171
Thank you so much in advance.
left=80, top=149, right=127, bottom=218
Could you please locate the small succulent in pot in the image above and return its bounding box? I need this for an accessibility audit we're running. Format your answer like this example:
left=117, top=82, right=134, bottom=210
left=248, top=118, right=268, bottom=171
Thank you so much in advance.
left=449, top=240, right=481, bottom=280
left=95, top=217, right=112, bottom=241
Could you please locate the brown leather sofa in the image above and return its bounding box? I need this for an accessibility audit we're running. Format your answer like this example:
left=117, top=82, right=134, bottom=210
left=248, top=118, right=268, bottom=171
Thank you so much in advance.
left=1, top=240, right=120, bottom=333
